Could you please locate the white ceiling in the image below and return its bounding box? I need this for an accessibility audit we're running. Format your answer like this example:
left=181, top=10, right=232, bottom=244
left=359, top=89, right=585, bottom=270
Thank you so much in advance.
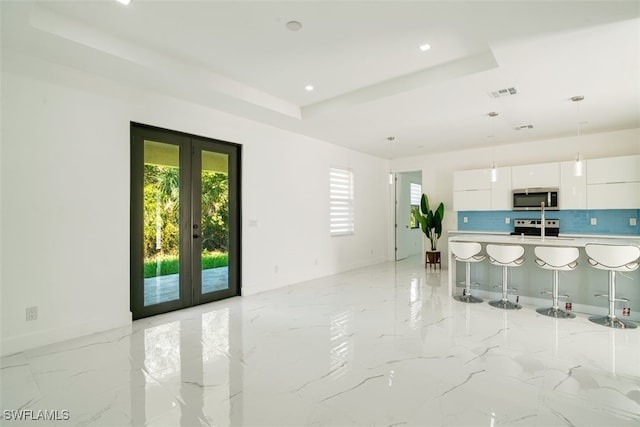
left=2, top=0, right=639, bottom=158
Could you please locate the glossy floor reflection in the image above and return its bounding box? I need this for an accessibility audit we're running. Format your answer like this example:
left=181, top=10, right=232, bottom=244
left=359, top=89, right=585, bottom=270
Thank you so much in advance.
left=144, top=267, right=229, bottom=306
left=2, top=258, right=640, bottom=426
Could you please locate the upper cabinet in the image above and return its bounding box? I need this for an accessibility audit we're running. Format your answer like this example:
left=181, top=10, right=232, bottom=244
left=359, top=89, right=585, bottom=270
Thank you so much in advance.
left=453, top=169, right=491, bottom=191
left=586, top=155, right=640, bottom=209
left=560, top=160, right=587, bottom=209
left=586, top=155, right=640, bottom=184
left=511, top=163, right=560, bottom=189
left=453, top=169, right=491, bottom=211
left=490, top=167, right=512, bottom=211
left=453, top=155, right=639, bottom=211
left=453, top=167, right=511, bottom=211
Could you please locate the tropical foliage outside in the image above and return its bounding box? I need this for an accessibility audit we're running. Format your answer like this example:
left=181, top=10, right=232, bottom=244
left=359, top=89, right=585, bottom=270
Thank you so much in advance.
left=144, top=164, right=229, bottom=278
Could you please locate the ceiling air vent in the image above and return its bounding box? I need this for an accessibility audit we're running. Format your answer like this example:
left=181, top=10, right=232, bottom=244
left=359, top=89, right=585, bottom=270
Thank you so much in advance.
left=515, top=124, right=534, bottom=130
left=489, top=87, right=518, bottom=98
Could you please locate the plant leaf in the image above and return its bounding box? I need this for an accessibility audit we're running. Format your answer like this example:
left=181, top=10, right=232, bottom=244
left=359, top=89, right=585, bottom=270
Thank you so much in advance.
left=421, top=193, right=430, bottom=215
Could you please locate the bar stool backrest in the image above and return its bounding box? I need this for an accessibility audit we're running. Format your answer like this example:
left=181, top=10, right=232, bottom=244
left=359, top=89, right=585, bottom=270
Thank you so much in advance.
left=534, top=246, right=579, bottom=271
left=585, top=244, right=640, bottom=272
left=450, top=242, right=483, bottom=261
left=486, top=244, right=525, bottom=266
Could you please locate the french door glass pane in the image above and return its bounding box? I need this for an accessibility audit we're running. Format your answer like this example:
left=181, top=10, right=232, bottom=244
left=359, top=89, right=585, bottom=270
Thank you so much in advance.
left=201, top=150, right=230, bottom=294
left=143, top=140, right=181, bottom=306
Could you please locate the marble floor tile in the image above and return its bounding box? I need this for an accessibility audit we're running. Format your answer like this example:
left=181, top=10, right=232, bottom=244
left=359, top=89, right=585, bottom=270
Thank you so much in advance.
left=2, top=257, right=639, bottom=426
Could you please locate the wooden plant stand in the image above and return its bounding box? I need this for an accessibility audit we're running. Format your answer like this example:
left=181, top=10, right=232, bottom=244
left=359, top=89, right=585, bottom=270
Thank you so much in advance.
left=425, top=251, right=441, bottom=269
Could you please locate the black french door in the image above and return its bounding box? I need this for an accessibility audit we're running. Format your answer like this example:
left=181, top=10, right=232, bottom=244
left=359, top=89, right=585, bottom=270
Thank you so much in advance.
left=130, top=123, right=241, bottom=320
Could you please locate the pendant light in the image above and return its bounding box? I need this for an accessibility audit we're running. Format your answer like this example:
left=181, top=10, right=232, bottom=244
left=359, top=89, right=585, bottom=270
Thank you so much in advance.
left=488, top=112, right=499, bottom=182
left=571, top=96, right=584, bottom=177
left=388, top=137, right=395, bottom=185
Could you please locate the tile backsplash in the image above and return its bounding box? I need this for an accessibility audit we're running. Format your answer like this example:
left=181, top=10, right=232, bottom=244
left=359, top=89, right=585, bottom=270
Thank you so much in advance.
left=457, top=209, right=640, bottom=235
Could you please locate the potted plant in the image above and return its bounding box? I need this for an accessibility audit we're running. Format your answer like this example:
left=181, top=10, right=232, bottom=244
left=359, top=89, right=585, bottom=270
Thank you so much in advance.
left=413, top=193, right=445, bottom=268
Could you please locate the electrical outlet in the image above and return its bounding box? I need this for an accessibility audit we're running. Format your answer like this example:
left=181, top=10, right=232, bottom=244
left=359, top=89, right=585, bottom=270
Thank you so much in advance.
left=590, top=218, right=597, bottom=226
left=631, top=218, right=637, bottom=226
left=463, top=217, right=468, bottom=223
left=505, top=217, right=510, bottom=224
left=26, top=306, right=38, bottom=321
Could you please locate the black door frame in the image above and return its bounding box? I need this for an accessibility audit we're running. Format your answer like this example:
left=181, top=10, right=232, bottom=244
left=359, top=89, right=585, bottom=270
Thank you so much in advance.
left=130, top=122, right=242, bottom=320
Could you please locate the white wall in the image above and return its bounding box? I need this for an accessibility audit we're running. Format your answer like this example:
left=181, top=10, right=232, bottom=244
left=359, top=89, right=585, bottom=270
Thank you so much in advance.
left=0, top=53, right=391, bottom=355
left=392, top=128, right=640, bottom=267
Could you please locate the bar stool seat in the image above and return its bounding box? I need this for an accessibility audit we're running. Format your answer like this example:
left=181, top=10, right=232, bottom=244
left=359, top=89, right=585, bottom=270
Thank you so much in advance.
left=486, top=244, right=525, bottom=310
left=450, top=241, right=485, bottom=303
left=534, top=246, right=579, bottom=319
left=585, top=244, right=640, bottom=329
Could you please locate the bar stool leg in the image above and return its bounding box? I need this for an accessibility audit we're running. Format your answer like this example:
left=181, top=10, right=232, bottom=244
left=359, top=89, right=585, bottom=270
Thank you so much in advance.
left=536, top=270, right=575, bottom=319
left=454, top=261, right=483, bottom=303
left=589, top=271, right=636, bottom=329
left=488, top=266, right=521, bottom=310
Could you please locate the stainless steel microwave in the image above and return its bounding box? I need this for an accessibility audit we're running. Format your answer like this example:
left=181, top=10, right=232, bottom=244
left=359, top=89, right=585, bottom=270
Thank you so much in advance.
left=512, top=188, right=559, bottom=211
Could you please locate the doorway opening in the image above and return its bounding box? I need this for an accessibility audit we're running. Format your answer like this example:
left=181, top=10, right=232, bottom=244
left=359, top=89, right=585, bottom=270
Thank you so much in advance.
left=395, top=170, right=423, bottom=261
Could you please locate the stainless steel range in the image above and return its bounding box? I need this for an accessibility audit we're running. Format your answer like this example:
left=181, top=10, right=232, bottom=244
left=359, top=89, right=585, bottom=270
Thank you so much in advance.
left=510, top=219, right=560, bottom=237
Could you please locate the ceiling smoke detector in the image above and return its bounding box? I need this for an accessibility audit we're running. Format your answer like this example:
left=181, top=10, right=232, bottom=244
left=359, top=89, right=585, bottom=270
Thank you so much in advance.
left=489, top=87, right=518, bottom=98
left=286, top=21, right=302, bottom=31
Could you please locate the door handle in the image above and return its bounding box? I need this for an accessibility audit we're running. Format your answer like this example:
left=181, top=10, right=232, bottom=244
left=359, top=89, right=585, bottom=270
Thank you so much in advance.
left=193, top=234, right=200, bottom=239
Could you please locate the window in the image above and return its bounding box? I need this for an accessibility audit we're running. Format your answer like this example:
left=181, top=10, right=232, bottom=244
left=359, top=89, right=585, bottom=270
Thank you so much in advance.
left=410, top=183, right=422, bottom=205
left=410, top=182, right=422, bottom=229
left=329, top=167, right=354, bottom=236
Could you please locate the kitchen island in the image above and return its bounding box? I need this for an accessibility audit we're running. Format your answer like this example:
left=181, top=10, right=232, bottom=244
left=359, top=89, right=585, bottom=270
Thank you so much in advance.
left=447, top=232, right=640, bottom=322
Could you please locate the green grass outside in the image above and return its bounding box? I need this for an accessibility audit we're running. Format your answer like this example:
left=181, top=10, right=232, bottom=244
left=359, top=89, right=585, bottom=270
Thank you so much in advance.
left=144, top=251, right=229, bottom=278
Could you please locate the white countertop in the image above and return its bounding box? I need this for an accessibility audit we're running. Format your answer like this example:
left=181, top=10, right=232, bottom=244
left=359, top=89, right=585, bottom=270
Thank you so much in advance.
left=448, top=232, right=640, bottom=247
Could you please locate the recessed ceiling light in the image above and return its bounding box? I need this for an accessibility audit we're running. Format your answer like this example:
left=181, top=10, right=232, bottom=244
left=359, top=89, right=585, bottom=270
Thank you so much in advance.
left=115, top=0, right=131, bottom=5
left=286, top=21, right=302, bottom=31
left=304, top=85, right=314, bottom=92
left=419, top=43, right=431, bottom=52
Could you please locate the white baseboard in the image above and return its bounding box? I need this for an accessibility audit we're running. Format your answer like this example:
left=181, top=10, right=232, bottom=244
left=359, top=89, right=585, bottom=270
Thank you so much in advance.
left=1, top=312, right=132, bottom=357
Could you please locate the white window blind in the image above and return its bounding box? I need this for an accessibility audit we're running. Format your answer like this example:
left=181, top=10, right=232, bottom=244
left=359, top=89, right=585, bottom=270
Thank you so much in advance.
left=410, top=183, right=422, bottom=206
left=329, top=167, right=354, bottom=236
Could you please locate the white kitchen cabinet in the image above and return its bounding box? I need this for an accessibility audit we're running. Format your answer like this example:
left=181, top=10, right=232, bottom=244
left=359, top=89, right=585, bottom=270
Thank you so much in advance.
left=511, top=163, right=560, bottom=189
left=453, top=168, right=492, bottom=211
left=586, top=155, right=640, bottom=209
left=453, top=169, right=491, bottom=191
left=490, top=167, right=512, bottom=210
left=453, top=167, right=510, bottom=211
left=587, top=182, right=640, bottom=209
left=586, top=155, right=640, bottom=184
left=560, top=160, right=587, bottom=209
left=453, top=190, right=491, bottom=211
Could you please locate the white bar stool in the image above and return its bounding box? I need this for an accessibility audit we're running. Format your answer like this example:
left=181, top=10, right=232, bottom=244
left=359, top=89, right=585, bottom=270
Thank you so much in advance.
left=534, top=246, right=579, bottom=319
left=486, top=244, right=525, bottom=310
left=585, top=244, right=640, bottom=329
left=450, top=241, right=485, bottom=303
